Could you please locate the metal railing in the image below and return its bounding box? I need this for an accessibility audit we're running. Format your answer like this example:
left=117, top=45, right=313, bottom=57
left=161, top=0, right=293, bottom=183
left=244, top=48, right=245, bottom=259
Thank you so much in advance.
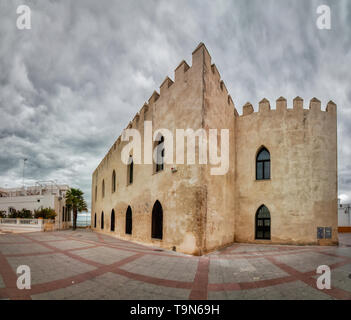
left=0, top=218, right=53, bottom=225
left=19, top=219, right=39, bottom=225
left=0, top=218, right=18, bottom=224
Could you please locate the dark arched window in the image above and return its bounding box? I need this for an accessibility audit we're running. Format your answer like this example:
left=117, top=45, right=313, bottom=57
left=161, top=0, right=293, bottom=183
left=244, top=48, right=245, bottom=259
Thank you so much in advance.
left=125, top=206, right=132, bottom=234
left=101, top=211, right=104, bottom=230
left=128, top=157, right=133, bottom=185
left=152, top=200, right=163, bottom=239
left=95, top=186, right=97, bottom=201
left=111, top=209, right=115, bottom=232
left=256, top=147, right=270, bottom=180
left=255, top=205, right=271, bottom=240
left=155, top=136, right=164, bottom=173
left=62, top=206, right=65, bottom=222
left=94, top=213, right=97, bottom=228
left=102, top=180, right=105, bottom=198
left=112, top=170, right=116, bottom=193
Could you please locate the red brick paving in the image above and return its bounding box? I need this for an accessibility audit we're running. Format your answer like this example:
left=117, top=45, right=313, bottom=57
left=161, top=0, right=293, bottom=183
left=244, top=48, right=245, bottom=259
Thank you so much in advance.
left=189, top=257, right=210, bottom=300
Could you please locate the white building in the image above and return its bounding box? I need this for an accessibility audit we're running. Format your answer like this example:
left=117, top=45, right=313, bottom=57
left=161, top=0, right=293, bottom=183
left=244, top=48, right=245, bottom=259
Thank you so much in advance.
left=338, top=198, right=351, bottom=233
left=0, top=181, right=71, bottom=230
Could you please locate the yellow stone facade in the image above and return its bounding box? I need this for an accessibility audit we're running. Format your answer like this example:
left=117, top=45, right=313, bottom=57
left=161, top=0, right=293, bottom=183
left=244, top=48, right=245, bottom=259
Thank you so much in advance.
left=91, top=43, right=338, bottom=255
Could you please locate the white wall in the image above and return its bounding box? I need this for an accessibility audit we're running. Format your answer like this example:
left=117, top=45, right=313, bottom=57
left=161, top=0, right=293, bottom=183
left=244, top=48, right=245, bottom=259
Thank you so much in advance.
left=0, top=194, right=55, bottom=214
left=338, top=199, right=351, bottom=227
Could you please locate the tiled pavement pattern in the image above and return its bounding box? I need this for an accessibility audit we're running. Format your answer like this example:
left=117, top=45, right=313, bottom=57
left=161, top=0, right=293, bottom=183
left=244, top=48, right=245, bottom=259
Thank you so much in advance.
left=0, top=230, right=350, bottom=300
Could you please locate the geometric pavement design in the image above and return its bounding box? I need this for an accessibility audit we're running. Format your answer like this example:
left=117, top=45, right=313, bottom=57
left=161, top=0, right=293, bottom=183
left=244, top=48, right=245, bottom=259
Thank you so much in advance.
left=0, top=230, right=351, bottom=300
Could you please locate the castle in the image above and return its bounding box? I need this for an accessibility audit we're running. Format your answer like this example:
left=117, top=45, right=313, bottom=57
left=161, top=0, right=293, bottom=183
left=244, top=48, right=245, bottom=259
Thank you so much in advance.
left=91, top=43, right=338, bottom=255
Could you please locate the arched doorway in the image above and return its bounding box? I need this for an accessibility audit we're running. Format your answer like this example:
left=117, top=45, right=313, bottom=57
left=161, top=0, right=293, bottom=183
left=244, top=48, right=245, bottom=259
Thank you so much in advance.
left=101, top=211, right=104, bottom=230
left=151, top=200, right=163, bottom=239
left=125, top=206, right=132, bottom=235
left=94, top=213, right=96, bottom=228
left=255, top=205, right=271, bottom=240
left=111, top=209, right=115, bottom=232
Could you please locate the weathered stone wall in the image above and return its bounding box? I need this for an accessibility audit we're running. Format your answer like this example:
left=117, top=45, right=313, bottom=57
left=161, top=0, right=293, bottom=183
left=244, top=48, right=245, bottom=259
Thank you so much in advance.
left=235, top=97, right=338, bottom=245
left=91, top=45, right=209, bottom=255
left=201, top=49, right=236, bottom=253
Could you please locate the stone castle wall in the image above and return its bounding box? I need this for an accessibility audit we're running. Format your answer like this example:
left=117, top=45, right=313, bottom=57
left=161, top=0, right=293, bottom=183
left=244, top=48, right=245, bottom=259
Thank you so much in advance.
left=91, top=43, right=338, bottom=255
left=235, top=97, right=338, bottom=245
left=92, top=45, right=209, bottom=255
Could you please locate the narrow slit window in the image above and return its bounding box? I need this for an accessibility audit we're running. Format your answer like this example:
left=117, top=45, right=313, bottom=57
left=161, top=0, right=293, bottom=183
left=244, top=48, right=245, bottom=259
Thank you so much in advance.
left=155, top=136, right=165, bottom=173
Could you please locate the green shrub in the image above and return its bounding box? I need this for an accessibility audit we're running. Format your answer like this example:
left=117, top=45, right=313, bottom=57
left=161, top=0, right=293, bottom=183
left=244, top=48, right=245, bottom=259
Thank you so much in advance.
left=8, top=208, right=33, bottom=219
left=34, top=207, right=56, bottom=220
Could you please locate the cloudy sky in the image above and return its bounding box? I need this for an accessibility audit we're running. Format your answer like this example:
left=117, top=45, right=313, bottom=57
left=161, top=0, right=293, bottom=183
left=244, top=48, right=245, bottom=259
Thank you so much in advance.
left=0, top=0, right=350, bottom=210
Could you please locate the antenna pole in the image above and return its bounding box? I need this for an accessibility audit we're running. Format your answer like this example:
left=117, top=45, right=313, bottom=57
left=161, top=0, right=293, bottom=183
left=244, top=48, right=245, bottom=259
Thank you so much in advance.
left=22, top=158, right=27, bottom=189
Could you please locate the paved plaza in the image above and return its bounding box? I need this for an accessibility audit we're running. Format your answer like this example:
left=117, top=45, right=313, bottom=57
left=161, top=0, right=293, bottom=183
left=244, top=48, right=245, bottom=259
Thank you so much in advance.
left=0, top=229, right=351, bottom=300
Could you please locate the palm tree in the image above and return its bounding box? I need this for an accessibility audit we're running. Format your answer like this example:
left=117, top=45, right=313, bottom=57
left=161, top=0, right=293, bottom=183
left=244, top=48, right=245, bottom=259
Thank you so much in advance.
left=65, top=188, right=88, bottom=230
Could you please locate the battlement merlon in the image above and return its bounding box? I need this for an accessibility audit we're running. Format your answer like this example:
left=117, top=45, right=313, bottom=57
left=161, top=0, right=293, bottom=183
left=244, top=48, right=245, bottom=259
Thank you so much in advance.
left=293, top=96, right=303, bottom=110
left=276, top=96, right=287, bottom=112
left=243, top=102, right=254, bottom=115
left=259, top=98, right=271, bottom=113
left=326, top=100, right=337, bottom=114
left=192, top=42, right=212, bottom=70
left=174, top=60, right=190, bottom=83
left=211, top=64, right=221, bottom=81
left=160, top=76, right=174, bottom=95
left=148, top=91, right=160, bottom=105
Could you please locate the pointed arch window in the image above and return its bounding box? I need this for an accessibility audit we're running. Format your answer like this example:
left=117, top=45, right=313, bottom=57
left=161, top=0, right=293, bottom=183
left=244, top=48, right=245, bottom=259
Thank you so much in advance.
left=112, top=170, right=116, bottom=193
left=256, top=147, right=270, bottom=180
left=125, top=206, right=132, bottom=234
left=255, top=205, right=271, bottom=240
left=95, top=186, right=97, bottom=202
left=102, top=180, right=105, bottom=198
left=152, top=200, right=163, bottom=239
left=101, top=211, right=104, bottom=230
left=94, top=213, right=97, bottom=228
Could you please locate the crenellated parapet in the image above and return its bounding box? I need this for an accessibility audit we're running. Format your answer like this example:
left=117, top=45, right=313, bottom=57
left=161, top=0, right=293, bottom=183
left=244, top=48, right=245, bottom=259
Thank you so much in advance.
left=208, top=60, right=239, bottom=115
left=96, top=43, right=218, bottom=170
left=238, top=97, right=337, bottom=117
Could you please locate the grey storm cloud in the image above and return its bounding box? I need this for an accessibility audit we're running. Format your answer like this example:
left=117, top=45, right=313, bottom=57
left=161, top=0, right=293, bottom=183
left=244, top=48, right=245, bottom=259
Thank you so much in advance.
left=0, top=0, right=351, bottom=210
